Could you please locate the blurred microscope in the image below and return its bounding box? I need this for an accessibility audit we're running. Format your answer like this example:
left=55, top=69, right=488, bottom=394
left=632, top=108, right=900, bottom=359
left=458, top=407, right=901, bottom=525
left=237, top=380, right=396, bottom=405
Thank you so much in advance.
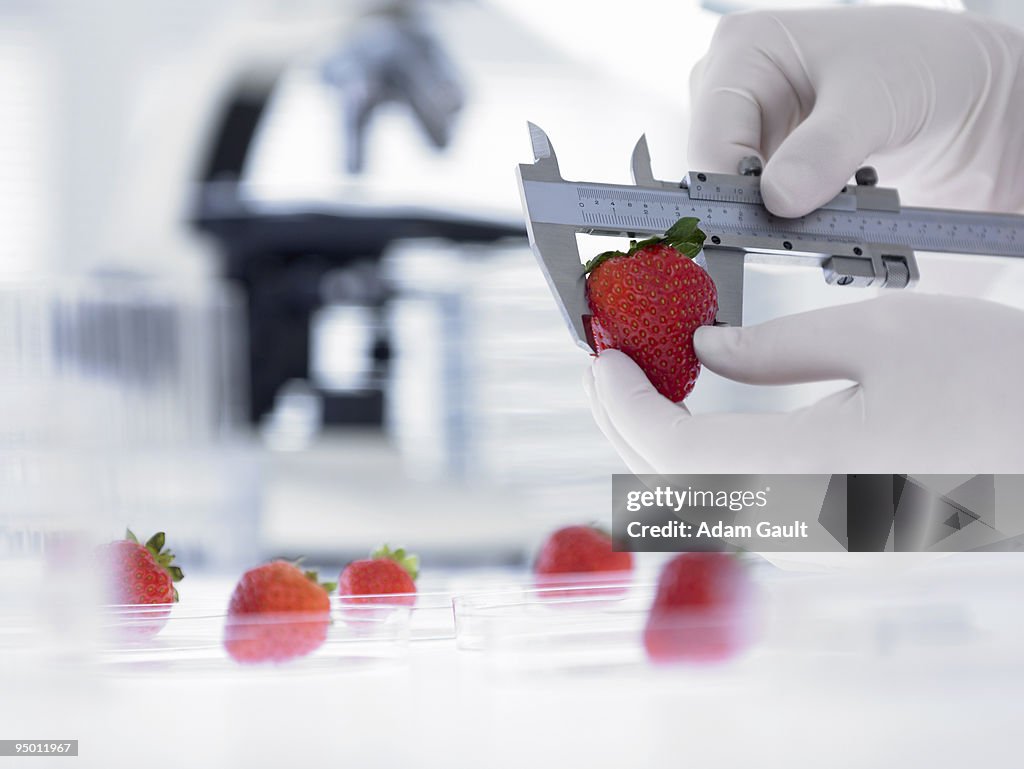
left=192, top=1, right=524, bottom=433
left=178, top=0, right=689, bottom=561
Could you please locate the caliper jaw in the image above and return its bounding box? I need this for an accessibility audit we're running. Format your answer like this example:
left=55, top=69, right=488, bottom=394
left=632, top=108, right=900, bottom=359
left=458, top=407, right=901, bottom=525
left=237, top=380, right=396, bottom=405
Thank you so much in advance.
left=627, top=137, right=746, bottom=327
left=699, top=235, right=919, bottom=326
left=519, top=123, right=594, bottom=351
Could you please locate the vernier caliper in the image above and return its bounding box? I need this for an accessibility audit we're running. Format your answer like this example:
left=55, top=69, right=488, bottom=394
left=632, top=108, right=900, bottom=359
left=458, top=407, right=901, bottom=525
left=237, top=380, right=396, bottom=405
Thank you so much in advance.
left=516, top=122, right=1024, bottom=350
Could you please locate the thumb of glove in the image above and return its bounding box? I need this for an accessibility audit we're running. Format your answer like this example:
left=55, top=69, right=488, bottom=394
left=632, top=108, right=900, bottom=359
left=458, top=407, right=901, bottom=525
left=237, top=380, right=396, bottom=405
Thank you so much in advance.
left=693, top=302, right=873, bottom=385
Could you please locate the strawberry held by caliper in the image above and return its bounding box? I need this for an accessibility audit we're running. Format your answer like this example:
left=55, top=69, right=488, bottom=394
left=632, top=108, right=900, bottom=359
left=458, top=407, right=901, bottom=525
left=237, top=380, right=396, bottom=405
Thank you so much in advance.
left=585, top=217, right=717, bottom=402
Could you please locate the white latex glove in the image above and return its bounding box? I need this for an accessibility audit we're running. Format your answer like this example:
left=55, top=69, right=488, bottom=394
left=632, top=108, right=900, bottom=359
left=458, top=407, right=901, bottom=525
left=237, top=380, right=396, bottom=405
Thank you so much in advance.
left=584, top=293, right=1024, bottom=475
left=688, top=6, right=1024, bottom=217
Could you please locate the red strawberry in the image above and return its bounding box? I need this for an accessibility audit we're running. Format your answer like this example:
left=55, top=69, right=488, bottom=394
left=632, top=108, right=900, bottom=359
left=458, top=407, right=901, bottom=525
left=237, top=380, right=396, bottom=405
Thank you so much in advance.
left=97, top=529, right=183, bottom=639
left=585, top=217, right=716, bottom=402
left=339, top=545, right=418, bottom=606
left=224, top=561, right=336, bottom=664
left=535, top=525, right=633, bottom=578
left=643, top=552, right=751, bottom=664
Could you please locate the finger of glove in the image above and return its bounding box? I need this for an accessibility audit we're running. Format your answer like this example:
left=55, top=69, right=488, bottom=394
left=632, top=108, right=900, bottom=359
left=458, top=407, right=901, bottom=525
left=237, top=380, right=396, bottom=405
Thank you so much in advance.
left=688, top=76, right=764, bottom=176
left=588, top=351, right=687, bottom=471
left=583, top=365, right=657, bottom=475
left=591, top=350, right=814, bottom=473
left=688, top=14, right=812, bottom=175
left=692, top=301, right=882, bottom=385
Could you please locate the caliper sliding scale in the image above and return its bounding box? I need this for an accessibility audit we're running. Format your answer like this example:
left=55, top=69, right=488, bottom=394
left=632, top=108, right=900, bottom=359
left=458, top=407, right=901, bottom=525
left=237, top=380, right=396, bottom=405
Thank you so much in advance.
left=516, top=122, right=1024, bottom=350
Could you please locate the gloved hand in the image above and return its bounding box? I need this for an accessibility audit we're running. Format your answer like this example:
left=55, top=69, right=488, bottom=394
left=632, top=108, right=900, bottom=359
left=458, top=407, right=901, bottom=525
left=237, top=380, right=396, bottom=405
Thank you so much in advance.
left=688, top=6, right=1024, bottom=217
left=584, top=293, right=1024, bottom=475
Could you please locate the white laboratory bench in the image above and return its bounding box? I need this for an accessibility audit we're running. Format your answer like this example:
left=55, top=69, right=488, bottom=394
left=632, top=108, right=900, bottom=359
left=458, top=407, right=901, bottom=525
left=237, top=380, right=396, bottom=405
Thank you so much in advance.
left=3, top=555, right=1024, bottom=769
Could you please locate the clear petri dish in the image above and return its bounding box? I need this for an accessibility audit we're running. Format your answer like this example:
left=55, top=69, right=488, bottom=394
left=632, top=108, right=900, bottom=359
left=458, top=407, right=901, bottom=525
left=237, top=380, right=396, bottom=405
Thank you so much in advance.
left=97, top=594, right=411, bottom=676
left=453, top=581, right=658, bottom=673
left=452, top=562, right=1024, bottom=679
left=337, top=591, right=456, bottom=641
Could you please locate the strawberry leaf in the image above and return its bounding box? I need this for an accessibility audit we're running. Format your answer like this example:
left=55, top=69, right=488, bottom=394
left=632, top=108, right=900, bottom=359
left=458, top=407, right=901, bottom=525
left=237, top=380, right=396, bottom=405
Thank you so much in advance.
left=584, top=218, right=707, bottom=276
left=675, top=242, right=703, bottom=259
left=626, top=236, right=662, bottom=254
left=583, top=250, right=625, bottom=275
left=128, top=529, right=184, bottom=591
left=145, top=532, right=165, bottom=554
left=663, top=216, right=700, bottom=243
left=303, top=568, right=336, bottom=595
left=662, top=218, right=706, bottom=256
left=371, top=544, right=420, bottom=582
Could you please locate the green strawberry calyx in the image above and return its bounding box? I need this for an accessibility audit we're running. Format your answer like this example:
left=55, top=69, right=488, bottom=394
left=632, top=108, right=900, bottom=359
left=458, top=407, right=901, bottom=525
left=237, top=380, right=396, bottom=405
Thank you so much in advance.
left=125, top=528, right=184, bottom=602
left=583, top=217, right=706, bottom=275
left=300, top=566, right=337, bottom=595
left=371, top=544, right=420, bottom=582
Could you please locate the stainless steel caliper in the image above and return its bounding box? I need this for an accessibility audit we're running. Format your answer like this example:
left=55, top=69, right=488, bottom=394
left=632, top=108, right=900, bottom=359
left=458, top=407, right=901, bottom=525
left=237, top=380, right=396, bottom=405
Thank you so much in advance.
left=516, top=122, right=1024, bottom=350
